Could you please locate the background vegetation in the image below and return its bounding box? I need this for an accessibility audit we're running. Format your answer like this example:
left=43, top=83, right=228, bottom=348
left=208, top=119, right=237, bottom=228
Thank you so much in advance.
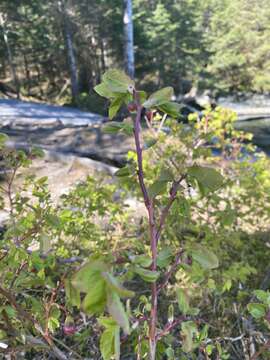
left=1, top=1, right=270, bottom=359
left=1, top=0, right=270, bottom=108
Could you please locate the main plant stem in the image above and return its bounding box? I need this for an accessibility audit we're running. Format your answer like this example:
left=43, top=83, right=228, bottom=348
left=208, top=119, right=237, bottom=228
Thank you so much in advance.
left=133, top=91, right=157, bottom=359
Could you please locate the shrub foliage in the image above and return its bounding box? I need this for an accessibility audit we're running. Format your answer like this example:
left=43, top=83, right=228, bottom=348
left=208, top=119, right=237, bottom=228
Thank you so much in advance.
left=0, top=70, right=270, bottom=359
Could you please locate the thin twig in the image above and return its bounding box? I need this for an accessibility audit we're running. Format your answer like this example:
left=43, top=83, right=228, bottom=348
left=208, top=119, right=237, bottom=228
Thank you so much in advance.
left=133, top=92, right=150, bottom=208
left=156, top=315, right=187, bottom=340
left=0, top=285, right=68, bottom=360
left=156, top=175, right=186, bottom=243
left=250, top=338, right=270, bottom=360
left=157, top=249, right=184, bottom=294
left=157, top=113, right=167, bottom=133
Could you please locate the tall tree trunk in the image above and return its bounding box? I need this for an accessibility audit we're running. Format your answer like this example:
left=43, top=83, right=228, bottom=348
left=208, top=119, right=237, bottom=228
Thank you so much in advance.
left=123, top=0, right=135, bottom=79
left=0, top=13, right=20, bottom=99
left=100, top=38, right=106, bottom=73
left=90, top=27, right=100, bottom=84
left=23, top=53, right=31, bottom=95
left=59, top=1, right=79, bottom=101
left=35, top=64, right=44, bottom=97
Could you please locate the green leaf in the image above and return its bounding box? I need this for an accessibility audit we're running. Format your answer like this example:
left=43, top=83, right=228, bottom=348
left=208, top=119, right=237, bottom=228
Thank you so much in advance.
left=168, top=304, right=174, bottom=324
left=158, top=168, right=174, bottom=182
left=0, top=133, right=8, bottom=145
left=107, top=292, right=130, bottom=334
left=103, top=122, right=123, bottom=134
left=65, top=279, right=81, bottom=308
left=144, top=138, right=158, bottom=149
left=133, top=266, right=160, bottom=283
left=50, top=305, right=61, bottom=320
left=143, top=87, right=174, bottom=108
left=254, top=290, right=270, bottom=305
left=3, top=306, right=16, bottom=319
left=158, top=102, right=181, bottom=118
left=206, top=344, right=214, bottom=355
left=48, top=317, right=60, bottom=333
left=114, top=166, right=132, bottom=177
left=48, top=305, right=61, bottom=333
left=176, top=288, right=190, bottom=315
left=99, top=319, right=121, bottom=360
left=121, top=123, right=134, bottom=136
left=247, top=303, right=267, bottom=319
left=190, top=245, right=219, bottom=270
left=188, top=308, right=200, bottom=316
left=31, top=147, right=45, bottom=158
left=71, top=259, right=108, bottom=293
left=0, top=133, right=8, bottom=150
left=114, top=325, right=120, bottom=360
left=123, top=92, right=133, bottom=105
left=188, top=166, right=224, bottom=192
left=157, top=247, right=173, bottom=268
left=148, top=169, right=174, bottom=198
left=100, top=326, right=117, bottom=360
left=99, top=317, right=118, bottom=328
left=148, top=180, right=168, bottom=198
left=46, top=214, right=61, bottom=228
left=103, top=121, right=133, bottom=136
left=138, top=91, right=147, bottom=103
left=222, top=279, right=232, bottom=292
left=199, top=324, right=209, bottom=341
left=114, top=163, right=135, bottom=177
left=94, top=83, right=116, bottom=99
left=102, top=272, right=134, bottom=298
left=103, top=69, right=134, bottom=93
left=109, top=97, right=124, bottom=119
left=165, top=347, right=175, bottom=360
left=83, top=295, right=106, bottom=315
left=131, top=254, right=152, bottom=268
left=181, top=321, right=197, bottom=353
left=82, top=278, right=107, bottom=315
left=0, top=330, right=7, bottom=340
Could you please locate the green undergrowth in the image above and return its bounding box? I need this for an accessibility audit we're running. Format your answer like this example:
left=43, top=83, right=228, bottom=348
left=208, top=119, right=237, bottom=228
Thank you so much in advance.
left=0, top=70, right=270, bottom=359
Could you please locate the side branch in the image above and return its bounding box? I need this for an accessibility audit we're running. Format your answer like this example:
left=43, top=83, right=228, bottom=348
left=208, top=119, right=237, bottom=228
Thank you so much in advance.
left=0, top=285, right=68, bottom=360
left=156, top=315, right=187, bottom=340
left=156, top=175, right=186, bottom=243
left=157, top=249, right=183, bottom=294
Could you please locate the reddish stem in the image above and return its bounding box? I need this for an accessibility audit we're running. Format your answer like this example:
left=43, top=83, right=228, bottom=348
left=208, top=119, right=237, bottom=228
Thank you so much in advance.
left=132, top=91, right=186, bottom=359
left=156, top=315, right=187, bottom=340
left=133, top=91, right=157, bottom=359
left=133, top=93, right=150, bottom=208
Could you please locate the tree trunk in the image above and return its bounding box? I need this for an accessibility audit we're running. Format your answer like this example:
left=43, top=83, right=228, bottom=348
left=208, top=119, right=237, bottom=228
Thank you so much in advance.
left=59, top=1, right=79, bottom=101
left=23, top=53, right=31, bottom=95
left=0, top=13, right=20, bottom=99
left=123, top=0, right=135, bottom=79
left=100, top=38, right=106, bottom=73
left=35, top=64, right=44, bottom=97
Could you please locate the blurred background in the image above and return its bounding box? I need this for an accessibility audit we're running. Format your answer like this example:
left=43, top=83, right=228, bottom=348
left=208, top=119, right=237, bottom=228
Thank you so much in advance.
left=0, top=0, right=269, bottom=112
left=1, top=3, right=270, bottom=359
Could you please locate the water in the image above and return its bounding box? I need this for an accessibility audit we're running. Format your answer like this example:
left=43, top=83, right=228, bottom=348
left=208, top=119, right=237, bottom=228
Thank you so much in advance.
left=235, top=117, right=270, bottom=154
left=219, top=95, right=270, bottom=152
